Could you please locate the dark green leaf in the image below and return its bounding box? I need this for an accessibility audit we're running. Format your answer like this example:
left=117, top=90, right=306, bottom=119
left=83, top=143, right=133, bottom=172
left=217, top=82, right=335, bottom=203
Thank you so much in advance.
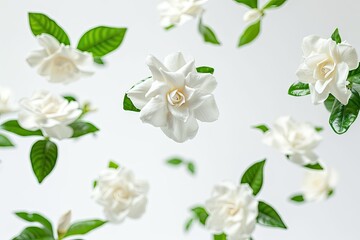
left=77, top=26, right=127, bottom=58
left=93, top=57, right=105, bottom=65
left=240, top=159, right=266, bottom=196
left=233, top=0, right=257, bottom=8
left=64, top=220, right=107, bottom=237
left=30, top=140, right=58, bottom=184
left=324, top=94, right=336, bottom=112
left=28, top=12, right=70, bottom=45
left=69, top=121, right=99, bottom=138
left=329, top=90, right=360, bottom=134
left=123, top=94, right=141, bottom=112
left=263, top=0, right=287, bottom=9
left=328, top=189, right=335, bottom=197
left=12, top=227, right=54, bottom=240
left=196, top=66, right=215, bottom=74
left=63, top=96, right=77, bottom=102
left=165, top=25, right=175, bottom=31
left=0, top=134, right=14, bottom=147
left=15, top=212, right=53, bottom=235
left=290, top=194, right=305, bottom=203
left=108, top=160, right=119, bottom=169
left=331, top=28, right=342, bottom=44
left=348, top=63, right=360, bottom=85
left=253, top=124, right=269, bottom=133
left=198, top=18, right=221, bottom=45
left=257, top=201, right=287, bottom=229
left=166, top=158, right=183, bottom=165
left=238, top=21, right=261, bottom=47
left=184, top=218, right=194, bottom=232
left=191, top=206, right=208, bottom=225
left=93, top=180, right=98, bottom=188
left=214, top=233, right=227, bottom=240
left=187, top=162, right=196, bottom=175
left=304, top=163, right=324, bottom=170
left=315, top=126, right=323, bottom=132
left=288, top=82, right=310, bottom=96
left=1, top=120, right=43, bottom=137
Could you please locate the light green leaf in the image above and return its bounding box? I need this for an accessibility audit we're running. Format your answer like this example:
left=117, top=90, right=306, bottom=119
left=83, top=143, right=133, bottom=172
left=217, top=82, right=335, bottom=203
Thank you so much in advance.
left=165, top=25, right=175, bottom=31
left=30, top=140, right=58, bottom=184
left=28, top=13, right=70, bottom=45
left=69, top=121, right=99, bottom=138
left=1, top=120, right=43, bottom=137
left=77, top=26, right=127, bottom=58
left=187, top=162, right=196, bottom=175
left=263, top=0, right=287, bottom=9
left=63, top=95, right=77, bottom=102
left=257, top=201, right=287, bottom=229
left=214, top=233, right=227, bottom=240
left=331, top=28, right=342, bottom=44
left=329, top=90, right=360, bottom=134
left=315, top=126, right=323, bottom=132
left=166, top=158, right=183, bottom=165
left=324, top=94, right=336, bottom=112
left=196, top=66, right=215, bottom=74
left=191, top=206, right=209, bottom=225
left=240, top=159, right=266, bottom=196
left=304, top=163, right=324, bottom=170
left=253, top=124, right=269, bottom=133
left=123, top=94, right=141, bottom=112
left=0, top=134, right=14, bottom=147
left=290, top=194, right=305, bottom=203
left=238, top=21, right=261, bottom=47
left=64, top=220, right=107, bottom=237
left=198, top=18, right=221, bottom=45
left=184, top=218, right=194, bottom=232
left=15, top=212, right=53, bottom=235
left=94, top=57, right=105, bottom=65
left=234, top=0, right=257, bottom=8
left=108, top=160, right=119, bottom=169
left=12, top=227, right=54, bottom=240
left=93, top=180, right=98, bottom=188
left=288, top=82, right=310, bottom=96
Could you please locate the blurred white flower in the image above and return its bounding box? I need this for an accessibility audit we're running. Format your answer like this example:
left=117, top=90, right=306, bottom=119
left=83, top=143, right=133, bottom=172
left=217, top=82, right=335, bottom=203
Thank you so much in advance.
left=127, top=52, right=219, bottom=143
left=263, top=116, right=322, bottom=166
left=18, top=90, right=82, bottom=140
left=57, top=210, right=72, bottom=236
left=302, top=167, right=338, bottom=202
left=92, top=167, right=149, bottom=223
left=243, top=9, right=262, bottom=24
left=296, top=35, right=358, bottom=105
left=205, top=182, right=258, bottom=240
left=27, top=34, right=94, bottom=84
left=158, top=0, right=208, bottom=27
left=0, top=86, right=17, bottom=115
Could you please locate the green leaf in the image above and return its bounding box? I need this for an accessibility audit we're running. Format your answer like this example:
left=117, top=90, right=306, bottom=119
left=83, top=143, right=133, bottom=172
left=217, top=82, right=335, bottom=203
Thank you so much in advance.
left=0, top=134, right=14, bottom=147
left=288, top=82, right=310, bottom=96
left=15, top=212, right=53, bottom=235
left=12, top=227, right=54, bottom=240
left=315, top=126, right=323, bottom=132
left=329, top=90, right=360, bottom=134
left=64, top=220, right=107, bottom=237
left=234, top=0, right=257, bottom=8
left=77, top=26, right=127, bottom=58
left=238, top=21, right=261, bottom=47
left=184, top=218, right=194, bottom=232
left=324, top=94, right=336, bottom=112
left=30, top=140, right=58, bottom=184
left=187, top=162, right=196, bottom=175
left=328, top=189, right=335, bottom=197
left=123, top=94, right=141, bottom=112
left=257, top=201, right=287, bottom=229
left=108, top=160, right=119, bottom=169
left=69, top=121, right=99, bottom=138
left=304, top=163, right=324, bottom=170
left=165, top=24, right=175, bottom=31
left=191, top=206, right=208, bottom=225
left=1, top=120, right=43, bottom=137
left=253, top=124, right=269, bottom=133
left=240, top=159, right=266, bottom=196
left=196, top=66, right=215, bottom=74
left=198, top=18, right=221, bottom=45
left=166, top=158, right=183, bottom=165
left=93, top=57, right=105, bottom=65
left=28, top=13, right=70, bottom=45
left=263, top=0, right=287, bottom=9
left=290, top=194, right=305, bottom=203
left=331, top=28, right=342, bottom=44
left=93, top=180, right=98, bottom=188
left=348, top=63, right=360, bottom=85
left=214, top=233, right=227, bottom=240
left=63, top=95, right=77, bottom=102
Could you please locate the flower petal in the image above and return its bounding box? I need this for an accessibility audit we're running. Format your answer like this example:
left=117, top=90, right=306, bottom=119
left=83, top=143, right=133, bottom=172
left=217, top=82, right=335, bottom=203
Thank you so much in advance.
left=338, top=42, right=359, bottom=70
left=160, top=68, right=186, bottom=89
left=193, top=95, right=219, bottom=122
left=43, top=124, right=74, bottom=140
left=161, top=115, right=198, bottom=142
left=127, top=78, right=153, bottom=109
left=164, top=52, right=186, bottom=71
left=309, top=83, right=330, bottom=104
left=296, top=63, right=315, bottom=83
left=140, top=96, right=168, bottom=127
left=37, top=34, right=61, bottom=55
left=26, top=50, right=48, bottom=67
left=330, top=62, right=351, bottom=105
left=302, top=35, right=323, bottom=57
left=146, top=55, right=168, bottom=81
left=186, top=72, right=217, bottom=94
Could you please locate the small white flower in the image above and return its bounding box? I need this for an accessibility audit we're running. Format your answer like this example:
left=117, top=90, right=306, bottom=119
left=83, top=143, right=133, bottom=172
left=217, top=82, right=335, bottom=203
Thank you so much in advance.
left=18, top=90, right=82, bottom=140
left=27, top=34, right=94, bottom=84
left=296, top=35, right=359, bottom=105
left=127, top=52, right=219, bottom=143
left=243, top=9, right=263, bottom=24
left=0, top=86, right=17, bottom=115
left=263, top=116, right=322, bottom=166
left=205, top=182, right=258, bottom=240
left=57, top=210, right=72, bottom=236
left=92, top=167, right=149, bottom=223
left=158, top=0, right=208, bottom=27
left=302, top=167, right=338, bottom=202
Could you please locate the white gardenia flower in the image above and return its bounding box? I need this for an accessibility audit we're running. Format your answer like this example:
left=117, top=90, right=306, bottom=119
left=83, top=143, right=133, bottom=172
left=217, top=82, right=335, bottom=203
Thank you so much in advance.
left=158, top=0, right=208, bottom=27
left=263, top=116, right=322, bottom=166
left=296, top=35, right=359, bottom=105
left=205, top=182, right=258, bottom=240
left=18, top=90, right=82, bottom=140
left=0, top=86, right=17, bottom=114
left=57, top=210, right=72, bottom=236
left=92, top=167, right=149, bottom=223
left=27, top=34, right=94, bottom=84
left=243, top=9, right=262, bottom=24
left=302, top=167, right=338, bottom=202
left=126, top=52, right=219, bottom=143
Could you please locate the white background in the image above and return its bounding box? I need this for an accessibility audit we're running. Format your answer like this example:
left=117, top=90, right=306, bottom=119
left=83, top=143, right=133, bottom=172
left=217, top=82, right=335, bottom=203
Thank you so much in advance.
left=0, top=0, right=359, bottom=239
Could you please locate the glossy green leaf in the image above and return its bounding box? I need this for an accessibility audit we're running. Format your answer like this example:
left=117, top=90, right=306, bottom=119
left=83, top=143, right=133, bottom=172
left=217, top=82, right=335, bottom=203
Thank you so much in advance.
left=30, top=140, right=58, bottom=184
left=234, top=0, right=257, bottom=8
left=304, top=163, right=324, bottom=170
left=69, top=121, right=99, bottom=138
left=1, top=120, right=43, bottom=137
left=288, top=82, right=310, bottom=96
left=28, top=13, right=70, bottom=45
left=184, top=218, right=194, bottom=232
left=324, top=94, right=336, bottom=112
left=196, top=66, right=215, bottom=74
left=238, top=21, right=261, bottom=47
left=240, top=159, right=266, bottom=196
left=15, top=212, right=53, bottom=235
left=214, top=233, right=227, bottom=240
left=64, top=220, right=107, bottom=237
left=108, top=160, right=119, bottom=169
left=348, top=63, right=360, bottom=85
left=257, top=201, right=287, bottom=229
left=329, top=90, right=360, bottom=134
left=12, top=227, right=54, bottom=240
left=77, top=26, right=127, bottom=58
left=263, top=0, right=287, bottom=9
left=187, top=162, right=196, bottom=175
left=331, top=28, right=342, bottom=44
left=0, top=134, right=14, bottom=147
left=166, top=158, right=183, bottom=165
left=191, top=206, right=208, bottom=225
left=253, top=124, right=269, bottom=133
left=290, top=194, right=305, bottom=203
left=123, top=94, right=141, bottom=112
left=198, top=18, right=221, bottom=45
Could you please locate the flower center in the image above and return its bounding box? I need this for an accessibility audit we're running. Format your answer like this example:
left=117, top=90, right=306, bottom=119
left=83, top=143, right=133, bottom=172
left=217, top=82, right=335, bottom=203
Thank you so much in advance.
left=318, top=60, right=335, bottom=79
left=167, top=89, right=186, bottom=107
left=112, top=187, right=129, bottom=202
left=53, top=57, right=76, bottom=73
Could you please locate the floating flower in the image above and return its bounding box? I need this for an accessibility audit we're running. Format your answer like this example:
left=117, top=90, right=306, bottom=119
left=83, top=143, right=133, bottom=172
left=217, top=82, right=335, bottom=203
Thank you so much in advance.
left=0, top=86, right=17, bottom=114
left=57, top=210, right=72, bottom=237
left=243, top=9, right=263, bottom=23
